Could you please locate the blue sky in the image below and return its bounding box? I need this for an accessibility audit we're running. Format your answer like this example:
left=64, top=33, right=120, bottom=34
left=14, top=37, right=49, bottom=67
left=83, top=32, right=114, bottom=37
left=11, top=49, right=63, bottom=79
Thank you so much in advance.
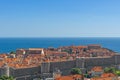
left=0, top=0, right=120, bottom=37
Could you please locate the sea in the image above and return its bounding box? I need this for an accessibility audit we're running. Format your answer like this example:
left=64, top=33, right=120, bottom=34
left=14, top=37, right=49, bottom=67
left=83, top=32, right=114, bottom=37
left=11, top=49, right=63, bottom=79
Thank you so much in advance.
left=0, top=37, right=120, bottom=53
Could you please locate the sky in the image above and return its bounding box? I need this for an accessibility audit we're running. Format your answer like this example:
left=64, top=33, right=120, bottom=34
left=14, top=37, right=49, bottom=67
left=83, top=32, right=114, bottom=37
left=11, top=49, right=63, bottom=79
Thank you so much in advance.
left=0, top=0, right=120, bottom=37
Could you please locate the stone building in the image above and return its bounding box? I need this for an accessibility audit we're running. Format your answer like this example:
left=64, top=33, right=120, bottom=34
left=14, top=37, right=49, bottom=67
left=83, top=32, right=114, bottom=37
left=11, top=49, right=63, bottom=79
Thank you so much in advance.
left=88, top=44, right=101, bottom=49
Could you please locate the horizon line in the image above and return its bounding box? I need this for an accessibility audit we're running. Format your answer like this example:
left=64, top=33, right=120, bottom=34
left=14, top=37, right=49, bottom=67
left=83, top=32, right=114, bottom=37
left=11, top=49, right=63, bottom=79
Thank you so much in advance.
left=0, top=37, right=120, bottom=38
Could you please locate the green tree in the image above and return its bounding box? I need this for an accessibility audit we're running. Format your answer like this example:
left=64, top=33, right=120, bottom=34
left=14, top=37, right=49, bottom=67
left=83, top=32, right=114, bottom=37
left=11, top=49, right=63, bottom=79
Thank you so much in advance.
left=0, top=75, right=14, bottom=80
left=10, top=51, right=16, bottom=54
left=104, top=67, right=109, bottom=73
left=70, top=68, right=82, bottom=75
left=115, top=70, right=120, bottom=76
left=104, top=67, right=116, bottom=73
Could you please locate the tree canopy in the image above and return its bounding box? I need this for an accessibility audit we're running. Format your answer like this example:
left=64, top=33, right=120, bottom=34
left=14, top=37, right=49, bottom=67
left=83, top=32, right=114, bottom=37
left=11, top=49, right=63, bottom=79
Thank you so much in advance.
left=0, top=75, right=14, bottom=80
left=115, top=70, right=120, bottom=76
left=70, top=68, right=82, bottom=75
left=10, top=51, right=16, bottom=54
left=104, top=67, right=116, bottom=73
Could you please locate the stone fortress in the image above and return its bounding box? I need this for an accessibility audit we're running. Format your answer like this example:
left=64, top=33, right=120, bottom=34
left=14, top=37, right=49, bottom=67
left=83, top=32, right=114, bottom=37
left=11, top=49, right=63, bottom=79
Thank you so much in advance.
left=0, top=45, right=120, bottom=80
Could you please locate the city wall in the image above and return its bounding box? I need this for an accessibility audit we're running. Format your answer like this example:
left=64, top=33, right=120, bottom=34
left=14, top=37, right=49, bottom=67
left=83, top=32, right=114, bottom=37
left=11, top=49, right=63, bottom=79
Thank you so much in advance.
left=1, top=54, right=120, bottom=80
left=50, top=60, right=76, bottom=75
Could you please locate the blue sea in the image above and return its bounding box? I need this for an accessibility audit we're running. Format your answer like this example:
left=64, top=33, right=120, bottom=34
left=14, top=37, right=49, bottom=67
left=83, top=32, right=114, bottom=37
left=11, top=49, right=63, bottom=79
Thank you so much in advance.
left=0, top=38, right=120, bottom=53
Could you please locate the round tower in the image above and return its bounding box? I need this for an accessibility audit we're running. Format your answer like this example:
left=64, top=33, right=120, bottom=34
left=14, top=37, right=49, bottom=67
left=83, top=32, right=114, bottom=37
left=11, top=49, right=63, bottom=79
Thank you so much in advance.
left=1, top=63, right=9, bottom=77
